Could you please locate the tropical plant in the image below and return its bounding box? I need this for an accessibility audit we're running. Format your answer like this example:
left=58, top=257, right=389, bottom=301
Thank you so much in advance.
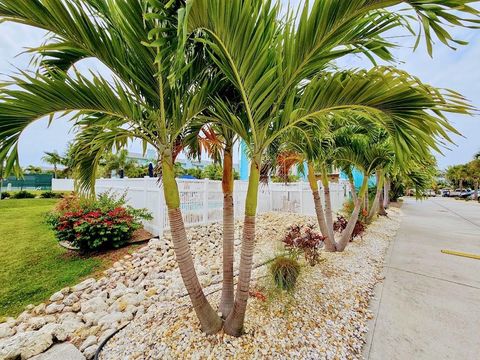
left=24, top=165, right=43, bottom=174
left=12, top=190, right=35, bottom=199
left=187, top=0, right=477, bottom=333
left=467, top=159, right=480, bottom=200
left=0, top=0, right=224, bottom=334
left=270, top=256, right=301, bottom=291
left=282, top=224, right=325, bottom=266
left=185, top=118, right=239, bottom=317
left=40, top=191, right=64, bottom=199
left=0, top=0, right=478, bottom=337
left=46, top=192, right=152, bottom=251
left=42, top=151, right=63, bottom=178
left=446, top=164, right=470, bottom=191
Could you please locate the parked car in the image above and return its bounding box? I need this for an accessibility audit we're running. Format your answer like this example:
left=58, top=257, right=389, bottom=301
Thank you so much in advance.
left=459, top=189, right=473, bottom=199
left=441, top=189, right=451, bottom=197
left=425, top=189, right=437, bottom=197
left=450, top=189, right=462, bottom=197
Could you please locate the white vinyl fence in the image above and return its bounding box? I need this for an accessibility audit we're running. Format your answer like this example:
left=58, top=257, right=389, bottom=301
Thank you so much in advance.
left=53, top=178, right=350, bottom=236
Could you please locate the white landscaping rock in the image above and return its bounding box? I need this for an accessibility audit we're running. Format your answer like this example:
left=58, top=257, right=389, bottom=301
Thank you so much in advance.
left=49, top=291, right=65, bottom=302
left=45, top=303, right=65, bottom=314
left=30, top=342, right=86, bottom=360
left=98, top=312, right=125, bottom=328
left=33, top=303, right=46, bottom=315
left=109, top=283, right=133, bottom=301
left=63, top=293, right=79, bottom=306
left=73, top=279, right=96, bottom=292
left=111, top=293, right=144, bottom=312
left=83, top=345, right=97, bottom=360
left=82, top=312, right=107, bottom=327
left=80, top=335, right=97, bottom=352
left=0, top=323, right=15, bottom=339
left=81, top=297, right=108, bottom=314
left=0, top=330, right=53, bottom=359
left=28, top=317, right=47, bottom=330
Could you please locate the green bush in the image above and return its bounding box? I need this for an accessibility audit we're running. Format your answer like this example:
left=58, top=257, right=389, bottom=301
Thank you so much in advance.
left=12, top=191, right=35, bottom=199
left=1, top=192, right=10, bottom=199
left=46, top=191, right=152, bottom=252
left=40, top=191, right=64, bottom=199
left=270, top=256, right=301, bottom=291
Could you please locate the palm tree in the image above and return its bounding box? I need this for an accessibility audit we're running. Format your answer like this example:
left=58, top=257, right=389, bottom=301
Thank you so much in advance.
left=332, top=125, right=394, bottom=249
left=42, top=151, right=63, bottom=178
left=186, top=0, right=477, bottom=335
left=1, top=0, right=477, bottom=337
left=0, top=0, right=223, bottom=334
left=24, top=165, right=43, bottom=174
left=467, top=159, right=480, bottom=200
left=185, top=112, right=240, bottom=318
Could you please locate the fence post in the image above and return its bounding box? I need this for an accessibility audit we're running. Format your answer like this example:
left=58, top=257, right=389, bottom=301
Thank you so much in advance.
left=269, top=185, right=273, bottom=212
left=203, top=179, right=209, bottom=224
left=143, top=177, right=148, bottom=210
left=299, top=182, right=303, bottom=214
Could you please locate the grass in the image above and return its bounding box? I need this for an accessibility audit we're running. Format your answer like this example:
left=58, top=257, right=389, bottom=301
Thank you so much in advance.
left=0, top=198, right=140, bottom=319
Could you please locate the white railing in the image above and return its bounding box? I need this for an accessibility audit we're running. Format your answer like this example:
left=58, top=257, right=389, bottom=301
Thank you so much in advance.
left=53, top=178, right=350, bottom=235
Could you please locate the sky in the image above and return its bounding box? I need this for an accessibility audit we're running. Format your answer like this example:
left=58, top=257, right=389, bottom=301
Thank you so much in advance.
left=0, top=1, right=479, bottom=170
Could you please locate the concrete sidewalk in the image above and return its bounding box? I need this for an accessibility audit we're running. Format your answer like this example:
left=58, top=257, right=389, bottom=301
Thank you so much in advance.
left=364, top=198, right=480, bottom=360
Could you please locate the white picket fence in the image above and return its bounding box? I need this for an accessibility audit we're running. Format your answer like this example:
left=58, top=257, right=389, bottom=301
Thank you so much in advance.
left=53, top=178, right=350, bottom=235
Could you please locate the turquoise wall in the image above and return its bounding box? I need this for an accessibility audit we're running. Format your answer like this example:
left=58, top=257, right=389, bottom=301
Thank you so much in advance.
left=340, top=169, right=376, bottom=189
left=239, top=140, right=249, bottom=180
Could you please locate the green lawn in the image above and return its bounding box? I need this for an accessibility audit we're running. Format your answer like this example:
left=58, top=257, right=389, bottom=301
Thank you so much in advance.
left=0, top=199, right=103, bottom=319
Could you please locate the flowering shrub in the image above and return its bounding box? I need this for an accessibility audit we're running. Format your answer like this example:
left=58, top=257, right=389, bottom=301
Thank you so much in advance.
left=333, top=215, right=366, bottom=242
left=282, top=224, right=325, bottom=266
left=46, top=192, right=152, bottom=252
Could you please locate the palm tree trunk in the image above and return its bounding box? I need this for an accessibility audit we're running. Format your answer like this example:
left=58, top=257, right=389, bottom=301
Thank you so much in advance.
left=337, top=176, right=369, bottom=252
left=219, top=146, right=235, bottom=318
left=378, top=185, right=387, bottom=216
left=383, top=178, right=390, bottom=208
left=162, top=155, right=222, bottom=334
left=53, top=164, right=57, bottom=179
left=368, top=171, right=384, bottom=221
left=347, top=171, right=357, bottom=203
left=224, top=158, right=261, bottom=336
left=365, top=190, right=369, bottom=214
left=320, top=167, right=336, bottom=246
left=307, top=162, right=336, bottom=252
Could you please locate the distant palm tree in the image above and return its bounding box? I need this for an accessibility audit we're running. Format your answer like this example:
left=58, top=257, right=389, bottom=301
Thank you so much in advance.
left=474, top=151, right=480, bottom=160
left=42, top=151, right=63, bottom=178
left=24, top=165, right=42, bottom=174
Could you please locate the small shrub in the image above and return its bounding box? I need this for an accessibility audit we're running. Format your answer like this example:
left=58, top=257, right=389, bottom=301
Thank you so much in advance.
left=352, top=220, right=366, bottom=241
left=270, top=256, right=301, bottom=291
left=333, top=215, right=348, bottom=233
left=283, top=224, right=324, bottom=266
left=40, top=191, right=64, bottom=199
left=46, top=191, right=152, bottom=252
left=1, top=192, right=10, bottom=199
left=12, top=190, right=35, bottom=199
left=333, top=215, right=366, bottom=242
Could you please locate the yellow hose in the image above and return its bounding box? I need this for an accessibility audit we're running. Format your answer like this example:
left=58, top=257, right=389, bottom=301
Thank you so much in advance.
left=441, top=250, right=480, bottom=260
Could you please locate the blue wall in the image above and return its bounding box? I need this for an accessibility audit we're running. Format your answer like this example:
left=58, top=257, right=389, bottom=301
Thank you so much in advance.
left=340, top=169, right=376, bottom=189
left=239, top=140, right=249, bottom=180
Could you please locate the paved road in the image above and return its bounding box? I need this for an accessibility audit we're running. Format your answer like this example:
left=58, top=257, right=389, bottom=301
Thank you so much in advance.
left=364, top=197, right=480, bottom=360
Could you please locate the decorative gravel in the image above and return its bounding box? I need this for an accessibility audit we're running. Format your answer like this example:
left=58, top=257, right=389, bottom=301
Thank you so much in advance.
left=100, top=209, right=402, bottom=360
